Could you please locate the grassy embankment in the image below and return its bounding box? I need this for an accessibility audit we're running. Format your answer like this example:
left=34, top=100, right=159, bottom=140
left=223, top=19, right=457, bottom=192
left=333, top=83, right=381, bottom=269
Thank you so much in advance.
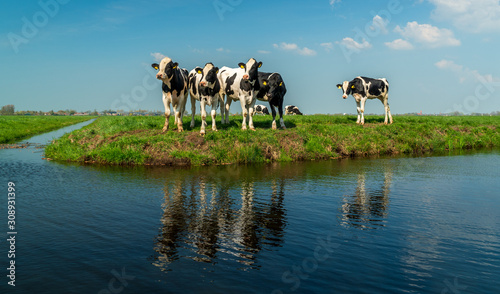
left=44, top=115, right=500, bottom=166
left=0, top=116, right=94, bottom=144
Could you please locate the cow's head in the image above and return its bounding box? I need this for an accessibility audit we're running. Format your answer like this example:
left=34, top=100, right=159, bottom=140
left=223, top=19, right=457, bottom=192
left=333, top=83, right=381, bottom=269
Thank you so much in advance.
left=262, top=74, right=285, bottom=102
left=336, top=79, right=362, bottom=99
left=336, top=81, right=350, bottom=99
left=238, top=58, right=262, bottom=81
left=152, top=57, right=178, bottom=81
left=198, top=63, right=219, bottom=88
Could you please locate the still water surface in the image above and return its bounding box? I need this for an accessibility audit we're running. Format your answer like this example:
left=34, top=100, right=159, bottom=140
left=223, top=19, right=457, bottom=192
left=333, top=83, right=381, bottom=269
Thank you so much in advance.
left=1, top=121, right=499, bottom=293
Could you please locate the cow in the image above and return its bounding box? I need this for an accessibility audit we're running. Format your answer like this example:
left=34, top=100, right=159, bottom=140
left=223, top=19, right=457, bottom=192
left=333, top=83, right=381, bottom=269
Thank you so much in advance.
left=256, top=72, right=287, bottom=129
left=285, top=105, right=303, bottom=115
left=152, top=57, right=189, bottom=132
left=336, top=76, right=393, bottom=125
left=218, top=58, right=263, bottom=130
left=188, top=63, right=222, bottom=135
left=255, top=105, right=269, bottom=115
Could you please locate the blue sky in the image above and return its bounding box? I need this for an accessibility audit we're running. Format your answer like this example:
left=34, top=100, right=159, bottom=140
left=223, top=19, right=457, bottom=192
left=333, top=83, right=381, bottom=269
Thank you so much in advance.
left=1, top=0, right=499, bottom=115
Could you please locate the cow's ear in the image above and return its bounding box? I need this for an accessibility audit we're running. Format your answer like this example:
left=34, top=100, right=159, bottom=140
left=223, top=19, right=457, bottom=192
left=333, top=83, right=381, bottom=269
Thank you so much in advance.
left=279, top=81, right=283, bottom=87
left=214, top=67, right=219, bottom=74
left=195, top=67, right=202, bottom=74
left=262, top=79, right=268, bottom=86
left=152, top=63, right=159, bottom=70
left=258, top=62, right=262, bottom=68
left=172, top=62, right=178, bottom=69
left=336, top=84, right=342, bottom=89
left=238, top=63, right=245, bottom=69
left=351, top=85, right=355, bottom=89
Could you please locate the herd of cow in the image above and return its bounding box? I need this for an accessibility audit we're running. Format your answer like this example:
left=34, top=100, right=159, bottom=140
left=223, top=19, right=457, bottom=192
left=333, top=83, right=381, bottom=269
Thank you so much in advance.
left=151, top=56, right=393, bottom=135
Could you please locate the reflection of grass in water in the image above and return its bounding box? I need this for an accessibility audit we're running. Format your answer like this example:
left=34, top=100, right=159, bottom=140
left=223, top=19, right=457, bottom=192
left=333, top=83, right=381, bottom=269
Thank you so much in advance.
left=45, top=115, right=500, bottom=166
left=0, top=116, right=94, bottom=144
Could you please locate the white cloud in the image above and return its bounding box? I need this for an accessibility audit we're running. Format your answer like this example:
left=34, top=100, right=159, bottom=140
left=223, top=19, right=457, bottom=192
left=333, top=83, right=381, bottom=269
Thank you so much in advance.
left=329, top=0, right=341, bottom=7
left=370, top=15, right=388, bottom=34
left=385, top=39, right=414, bottom=50
left=216, top=47, right=230, bottom=53
left=273, top=42, right=317, bottom=56
left=320, top=42, right=334, bottom=52
left=257, top=50, right=271, bottom=54
left=429, top=0, right=500, bottom=33
left=339, top=37, right=372, bottom=52
left=435, top=59, right=500, bottom=84
left=150, top=52, right=166, bottom=61
left=394, top=21, right=460, bottom=48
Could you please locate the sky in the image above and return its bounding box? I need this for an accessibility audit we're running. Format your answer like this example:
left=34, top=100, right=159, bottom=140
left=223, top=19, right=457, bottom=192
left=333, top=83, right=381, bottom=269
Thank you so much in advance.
left=1, top=0, right=499, bottom=115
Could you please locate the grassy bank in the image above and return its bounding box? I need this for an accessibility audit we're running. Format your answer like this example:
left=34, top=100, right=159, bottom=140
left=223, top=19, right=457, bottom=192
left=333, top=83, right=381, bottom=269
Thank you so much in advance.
left=0, top=116, right=94, bottom=144
left=44, top=115, right=500, bottom=166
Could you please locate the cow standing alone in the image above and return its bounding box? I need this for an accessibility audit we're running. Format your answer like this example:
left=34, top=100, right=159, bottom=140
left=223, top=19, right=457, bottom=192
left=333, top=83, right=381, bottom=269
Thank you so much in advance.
left=336, top=76, right=393, bottom=125
left=152, top=57, right=189, bottom=132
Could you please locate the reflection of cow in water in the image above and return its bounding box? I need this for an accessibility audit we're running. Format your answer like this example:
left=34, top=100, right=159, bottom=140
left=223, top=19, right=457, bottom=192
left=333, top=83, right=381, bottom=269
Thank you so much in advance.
left=340, top=171, right=392, bottom=229
left=153, top=176, right=286, bottom=269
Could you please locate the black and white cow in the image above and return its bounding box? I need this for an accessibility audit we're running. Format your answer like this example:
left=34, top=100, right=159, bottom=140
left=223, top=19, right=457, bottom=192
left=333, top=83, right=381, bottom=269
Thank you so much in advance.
left=152, top=57, right=189, bottom=132
left=188, top=63, right=222, bottom=135
left=285, top=105, right=303, bottom=115
left=218, top=58, right=262, bottom=130
left=256, top=72, right=287, bottom=129
left=255, top=105, right=269, bottom=115
left=336, top=76, right=393, bottom=125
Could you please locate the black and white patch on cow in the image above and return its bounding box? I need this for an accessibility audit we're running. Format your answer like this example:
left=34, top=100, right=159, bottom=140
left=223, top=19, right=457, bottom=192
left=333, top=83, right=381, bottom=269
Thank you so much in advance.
left=255, top=105, right=269, bottom=115
left=336, top=76, right=392, bottom=125
left=256, top=72, right=287, bottom=129
left=285, top=105, right=303, bottom=115
left=152, top=56, right=189, bottom=132
left=188, top=63, right=222, bottom=135
left=218, top=58, right=262, bottom=130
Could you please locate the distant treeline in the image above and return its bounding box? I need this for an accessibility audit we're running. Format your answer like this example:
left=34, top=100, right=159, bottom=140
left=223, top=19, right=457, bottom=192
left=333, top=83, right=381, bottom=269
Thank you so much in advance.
left=1, top=104, right=499, bottom=117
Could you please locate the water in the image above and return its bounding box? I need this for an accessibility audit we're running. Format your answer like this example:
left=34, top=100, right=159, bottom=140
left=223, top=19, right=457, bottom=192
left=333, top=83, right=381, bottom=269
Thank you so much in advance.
left=1, top=123, right=499, bottom=293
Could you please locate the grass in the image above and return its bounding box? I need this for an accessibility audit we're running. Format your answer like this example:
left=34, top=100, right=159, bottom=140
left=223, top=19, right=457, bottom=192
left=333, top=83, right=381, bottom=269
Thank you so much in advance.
left=0, top=116, right=95, bottom=144
left=44, top=114, right=500, bottom=166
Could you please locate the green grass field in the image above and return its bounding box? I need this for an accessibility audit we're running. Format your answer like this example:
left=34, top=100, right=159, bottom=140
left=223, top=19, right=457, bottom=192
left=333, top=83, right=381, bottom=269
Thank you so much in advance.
left=0, top=116, right=94, bottom=144
left=44, top=114, right=500, bottom=166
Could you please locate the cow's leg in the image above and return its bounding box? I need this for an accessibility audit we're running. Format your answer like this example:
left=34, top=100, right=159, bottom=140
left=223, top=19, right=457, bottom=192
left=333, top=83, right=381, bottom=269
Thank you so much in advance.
left=162, top=93, right=171, bottom=132
left=200, top=99, right=207, bottom=135
left=190, top=95, right=196, bottom=128
left=355, top=101, right=361, bottom=124
left=270, top=104, right=277, bottom=130
left=248, top=103, right=256, bottom=131
left=278, top=101, right=286, bottom=129
left=225, top=97, right=232, bottom=125
left=173, top=99, right=184, bottom=132
left=211, top=96, right=218, bottom=132
left=383, top=97, right=393, bottom=124
left=240, top=99, right=248, bottom=130
left=360, top=97, right=367, bottom=125
left=180, top=92, right=188, bottom=125
left=219, top=93, right=225, bottom=124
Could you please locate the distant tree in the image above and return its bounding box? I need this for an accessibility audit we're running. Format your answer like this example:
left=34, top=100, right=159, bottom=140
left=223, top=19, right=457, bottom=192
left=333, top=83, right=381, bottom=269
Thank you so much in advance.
left=90, top=109, right=99, bottom=116
left=0, top=104, right=15, bottom=115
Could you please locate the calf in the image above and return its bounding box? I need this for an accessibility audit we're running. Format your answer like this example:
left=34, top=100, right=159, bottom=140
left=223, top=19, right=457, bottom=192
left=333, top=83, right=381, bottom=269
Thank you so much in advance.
left=285, top=105, right=303, bottom=115
left=152, top=57, right=189, bottom=132
left=256, top=72, right=287, bottom=129
left=255, top=105, right=269, bottom=115
left=336, top=76, right=393, bottom=125
left=218, top=58, right=262, bottom=130
left=188, top=63, right=221, bottom=135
